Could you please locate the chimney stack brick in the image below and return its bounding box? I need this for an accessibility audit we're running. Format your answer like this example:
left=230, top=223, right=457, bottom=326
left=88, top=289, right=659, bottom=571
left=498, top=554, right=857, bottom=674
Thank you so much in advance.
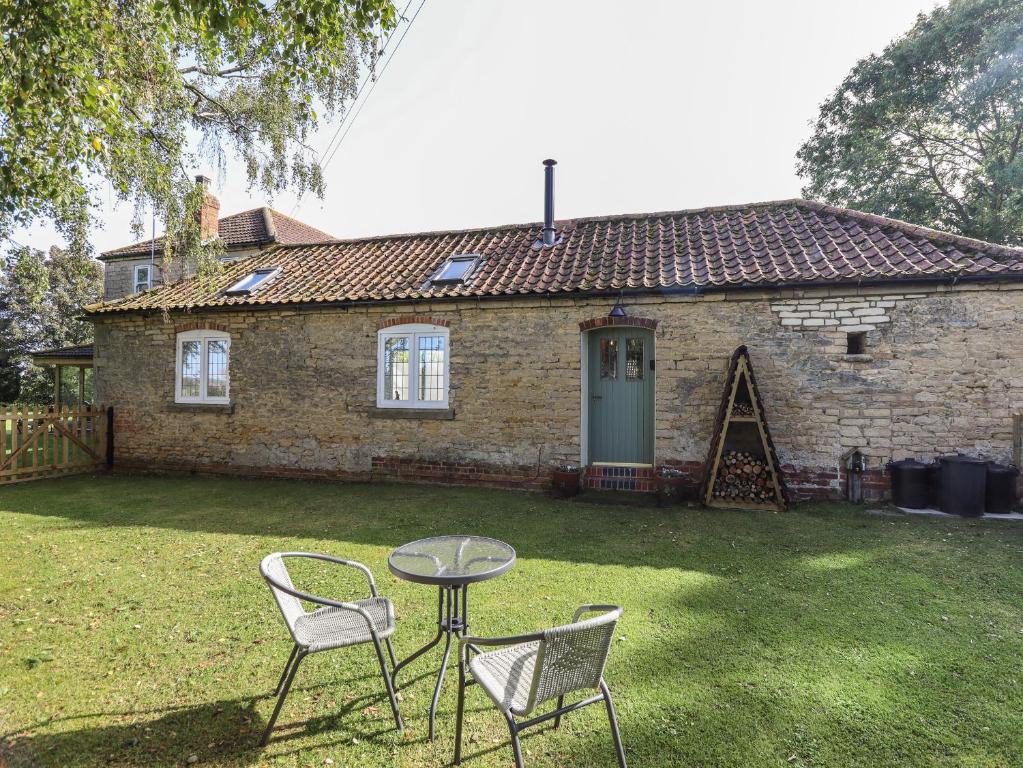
left=194, top=175, right=220, bottom=241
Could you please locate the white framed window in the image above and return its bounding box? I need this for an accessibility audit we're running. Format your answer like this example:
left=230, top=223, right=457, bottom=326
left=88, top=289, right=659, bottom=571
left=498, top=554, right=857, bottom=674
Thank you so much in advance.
left=133, top=264, right=152, bottom=293
left=175, top=330, right=230, bottom=404
left=376, top=324, right=449, bottom=409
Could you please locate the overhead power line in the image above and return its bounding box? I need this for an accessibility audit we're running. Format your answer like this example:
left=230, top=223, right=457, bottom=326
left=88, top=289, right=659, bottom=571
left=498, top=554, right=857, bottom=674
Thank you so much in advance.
left=316, top=0, right=416, bottom=165
left=291, top=0, right=427, bottom=215
left=319, top=0, right=428, bottom=170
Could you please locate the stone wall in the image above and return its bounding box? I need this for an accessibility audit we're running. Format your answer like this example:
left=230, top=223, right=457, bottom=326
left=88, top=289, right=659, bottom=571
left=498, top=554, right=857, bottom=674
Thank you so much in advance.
left=100, top=258, right=185, bottom=300
left=91, top=281, right=1023, bottom=500
left=100, top=248, right=263, bottom=300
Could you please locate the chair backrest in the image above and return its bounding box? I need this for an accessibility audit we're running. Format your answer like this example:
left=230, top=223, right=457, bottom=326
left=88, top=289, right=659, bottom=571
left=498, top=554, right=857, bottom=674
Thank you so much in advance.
left=524, top=607, right=622, bottom=713
left=260, top=553, right=305, bottom=633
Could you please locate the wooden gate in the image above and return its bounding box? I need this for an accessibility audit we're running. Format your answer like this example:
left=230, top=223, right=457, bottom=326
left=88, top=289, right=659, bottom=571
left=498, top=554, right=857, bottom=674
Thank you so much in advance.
left=1, top=405, right=111, bottom=484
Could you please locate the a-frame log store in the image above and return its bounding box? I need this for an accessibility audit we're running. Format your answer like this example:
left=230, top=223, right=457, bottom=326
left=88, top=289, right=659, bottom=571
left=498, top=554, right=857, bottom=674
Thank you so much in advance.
left=703, top=346, right=787, bottom=511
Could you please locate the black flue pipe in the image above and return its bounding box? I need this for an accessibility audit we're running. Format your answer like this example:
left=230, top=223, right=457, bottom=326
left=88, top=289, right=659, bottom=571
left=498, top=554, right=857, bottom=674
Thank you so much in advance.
left=542, top=159, right=557, bottom=246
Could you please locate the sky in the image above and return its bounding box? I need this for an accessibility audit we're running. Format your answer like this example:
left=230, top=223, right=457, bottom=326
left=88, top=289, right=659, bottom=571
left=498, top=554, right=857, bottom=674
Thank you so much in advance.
left=11, top=0, right=940, bottom=254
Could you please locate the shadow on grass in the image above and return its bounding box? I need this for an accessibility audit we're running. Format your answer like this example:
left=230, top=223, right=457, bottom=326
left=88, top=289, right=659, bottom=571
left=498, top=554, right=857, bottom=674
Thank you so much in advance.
left=2, top=697, right=263, bottom=768
left=1, top=680, right=413, bottom=768
left=0, top=473, right=929, bottom=572
left=1, top=686, right=634, bottom=768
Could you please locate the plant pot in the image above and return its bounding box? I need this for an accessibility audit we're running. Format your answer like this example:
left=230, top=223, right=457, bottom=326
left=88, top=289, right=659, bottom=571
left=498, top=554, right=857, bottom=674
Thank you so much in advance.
left=551, top=468, right=581, bottom=497
left=656, top=474, right=687, bottom=506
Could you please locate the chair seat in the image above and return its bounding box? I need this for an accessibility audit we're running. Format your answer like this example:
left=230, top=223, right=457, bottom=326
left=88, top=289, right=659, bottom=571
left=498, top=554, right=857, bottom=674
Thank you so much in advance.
left=469, top=641, right=541, bottom=716
left=292, top=597, right=395, bottom=652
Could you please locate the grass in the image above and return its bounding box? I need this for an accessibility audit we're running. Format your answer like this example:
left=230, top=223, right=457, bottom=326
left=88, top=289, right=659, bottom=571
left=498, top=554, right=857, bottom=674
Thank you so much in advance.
left=0, top=475, right=1022, bottom=768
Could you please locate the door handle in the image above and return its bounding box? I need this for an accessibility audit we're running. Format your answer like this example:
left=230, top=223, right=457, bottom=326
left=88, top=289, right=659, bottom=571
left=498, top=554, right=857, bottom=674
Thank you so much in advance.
left=591, top=394, right=603, bottom=399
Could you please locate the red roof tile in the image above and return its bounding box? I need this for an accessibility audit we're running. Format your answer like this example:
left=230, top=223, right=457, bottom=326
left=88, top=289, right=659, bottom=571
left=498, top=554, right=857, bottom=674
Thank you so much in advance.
left=86, top=200, right=1023, bottom=314
left=99, top=208, right=335, bottom=259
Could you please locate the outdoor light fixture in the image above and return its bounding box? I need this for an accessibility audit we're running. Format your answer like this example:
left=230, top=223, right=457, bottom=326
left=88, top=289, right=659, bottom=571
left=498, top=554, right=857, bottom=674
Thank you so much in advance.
left=608, top=292, right=627, bottom=318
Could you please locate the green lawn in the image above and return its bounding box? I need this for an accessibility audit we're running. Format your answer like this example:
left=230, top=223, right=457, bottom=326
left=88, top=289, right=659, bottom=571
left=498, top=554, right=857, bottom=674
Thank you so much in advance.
left=1, top=475, right=1021, bottom=767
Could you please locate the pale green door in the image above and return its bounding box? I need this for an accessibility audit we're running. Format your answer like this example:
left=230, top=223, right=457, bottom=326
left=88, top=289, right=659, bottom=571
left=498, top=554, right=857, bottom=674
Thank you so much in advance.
left=587, top=328, right=654, bottom=464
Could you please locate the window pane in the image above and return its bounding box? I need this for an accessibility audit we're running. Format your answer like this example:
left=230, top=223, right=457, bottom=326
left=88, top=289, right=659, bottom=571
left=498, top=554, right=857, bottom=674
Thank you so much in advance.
left=383, top=337, right=410, bottom=401
left=433, top=257, right=475, bottom=283
left=626, top=338, right=644, bottom=380
left=417, top=335, right=446, bottom=401
left=134, top=266, right=150, bottom=292
left=225, top=268, right=278, bottom=295
left=600, top=338, right=618, bottom=379
left=206, top=340, right=228, bottom=398
left=180, top=340, right=201, bottom=398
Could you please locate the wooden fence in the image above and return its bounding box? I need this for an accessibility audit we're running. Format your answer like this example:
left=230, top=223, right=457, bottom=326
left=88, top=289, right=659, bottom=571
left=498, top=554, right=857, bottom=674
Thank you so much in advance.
left=1, top=405, right=112, bottom=485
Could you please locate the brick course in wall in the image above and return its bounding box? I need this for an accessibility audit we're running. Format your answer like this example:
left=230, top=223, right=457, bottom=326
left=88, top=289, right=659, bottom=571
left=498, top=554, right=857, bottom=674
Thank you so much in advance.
left=92, top=282, right=1023, bottom=502
left=371, top=456, right=549, bottom=490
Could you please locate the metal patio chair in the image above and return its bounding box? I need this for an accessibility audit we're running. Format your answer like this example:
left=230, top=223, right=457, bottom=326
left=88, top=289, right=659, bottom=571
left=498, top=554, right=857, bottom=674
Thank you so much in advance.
left=454, top=604, right=626, bottom=768
left=258, top=552, right=403, bottom=745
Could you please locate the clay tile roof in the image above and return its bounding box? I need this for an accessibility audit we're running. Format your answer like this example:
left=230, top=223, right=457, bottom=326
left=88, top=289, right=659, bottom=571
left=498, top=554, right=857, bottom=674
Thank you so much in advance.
left=98, top=208, right=336, bottom=260
left=86, top=199, right=1023, bottom=315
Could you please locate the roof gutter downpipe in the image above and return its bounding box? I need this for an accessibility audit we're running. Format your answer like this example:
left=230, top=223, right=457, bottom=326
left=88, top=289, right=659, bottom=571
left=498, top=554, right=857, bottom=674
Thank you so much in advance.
left=542, top=159, right=557, bottom=247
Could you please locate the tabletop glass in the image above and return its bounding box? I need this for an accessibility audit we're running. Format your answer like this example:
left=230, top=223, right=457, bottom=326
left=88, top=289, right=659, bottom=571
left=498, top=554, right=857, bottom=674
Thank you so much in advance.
left=388, top=535, right=516, bottom=586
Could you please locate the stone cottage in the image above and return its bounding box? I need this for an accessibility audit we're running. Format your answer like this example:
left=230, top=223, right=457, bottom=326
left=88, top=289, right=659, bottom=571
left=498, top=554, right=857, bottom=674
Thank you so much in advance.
left=85, top=178, right=1023, bottom=501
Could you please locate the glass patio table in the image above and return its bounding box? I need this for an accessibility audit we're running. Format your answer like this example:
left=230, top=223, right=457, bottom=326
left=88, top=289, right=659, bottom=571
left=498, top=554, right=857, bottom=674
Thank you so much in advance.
left=388, top=535, right=516, bottom=740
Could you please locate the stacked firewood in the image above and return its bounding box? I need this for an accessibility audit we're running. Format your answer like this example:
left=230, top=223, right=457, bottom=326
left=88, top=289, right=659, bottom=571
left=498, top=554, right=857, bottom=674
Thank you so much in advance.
left=731, top=401, right=754, bottom=417
left=711, top=451, right=774, bottom=503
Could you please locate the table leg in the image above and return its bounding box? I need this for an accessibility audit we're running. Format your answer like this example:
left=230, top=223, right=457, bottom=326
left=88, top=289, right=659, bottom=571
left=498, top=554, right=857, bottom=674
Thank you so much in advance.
left=392, top=587, right=445, bottom=690
left=429, top=587, right=456, bottom=741
left=392, top=583, right=470, bottom=742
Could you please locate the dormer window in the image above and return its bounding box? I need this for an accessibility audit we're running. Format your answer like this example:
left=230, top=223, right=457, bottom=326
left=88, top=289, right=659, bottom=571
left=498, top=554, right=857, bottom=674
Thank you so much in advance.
left=430, top=255, right=478, bottom=285
left=224, top=267, right=280, bottom=296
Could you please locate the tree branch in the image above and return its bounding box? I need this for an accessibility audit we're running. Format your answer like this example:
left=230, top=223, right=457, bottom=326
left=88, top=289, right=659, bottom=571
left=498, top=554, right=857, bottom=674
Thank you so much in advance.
left=904, top=123, right=972, bottom=229
left=123, top=104, right=192, bottom=185
left=901, top=126, right=984, bottom=165
left=177, top=63, right=254, bottom=77
left=1006, top=120, right=1023, bottom=164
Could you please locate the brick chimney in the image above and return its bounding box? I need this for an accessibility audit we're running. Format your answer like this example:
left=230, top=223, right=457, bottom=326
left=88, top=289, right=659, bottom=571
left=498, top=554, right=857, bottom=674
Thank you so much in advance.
left=194, top=175, right=220, bottom=241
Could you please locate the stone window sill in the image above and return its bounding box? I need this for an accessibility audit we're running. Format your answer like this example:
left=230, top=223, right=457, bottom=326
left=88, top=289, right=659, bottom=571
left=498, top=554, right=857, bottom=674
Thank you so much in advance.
left=843, top=354, right=874, bottom=363
left=370, top=407, right=455, bottom=420
left=166, top=402, right=235, bottom=415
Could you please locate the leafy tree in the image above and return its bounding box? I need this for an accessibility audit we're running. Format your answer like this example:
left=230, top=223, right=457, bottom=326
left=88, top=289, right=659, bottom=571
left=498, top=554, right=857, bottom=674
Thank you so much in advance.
left=797, top=0, right=1023, bottom=245
left=0, top=246, right=103, bottom=404
left=0, top=0, right=396, bottom=266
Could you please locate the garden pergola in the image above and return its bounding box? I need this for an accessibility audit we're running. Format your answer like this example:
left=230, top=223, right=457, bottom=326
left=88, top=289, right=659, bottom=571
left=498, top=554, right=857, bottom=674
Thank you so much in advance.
left=30, top=345, right=94, bottom=407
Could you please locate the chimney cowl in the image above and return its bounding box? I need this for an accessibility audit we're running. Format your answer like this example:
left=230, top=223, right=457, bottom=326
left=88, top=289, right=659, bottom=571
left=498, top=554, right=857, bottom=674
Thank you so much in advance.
left=541, top=159, right=559, bottom=248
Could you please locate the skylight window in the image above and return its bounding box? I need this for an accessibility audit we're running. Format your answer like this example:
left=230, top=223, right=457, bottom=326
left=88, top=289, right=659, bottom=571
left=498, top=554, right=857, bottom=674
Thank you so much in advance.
left=224, top=267, right=280, bottom=296
left=430, top=255, right=478, bottom=284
